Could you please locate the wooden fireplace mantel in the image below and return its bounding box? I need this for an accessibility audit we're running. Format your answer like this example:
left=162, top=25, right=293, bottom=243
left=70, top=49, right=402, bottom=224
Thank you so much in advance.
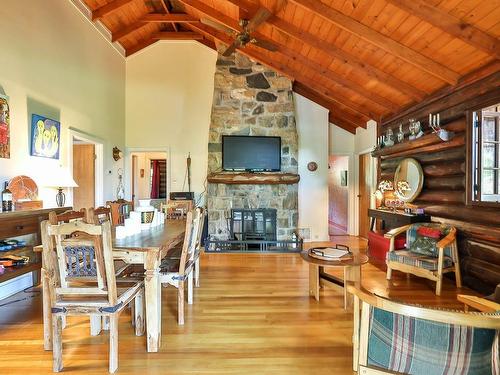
left=207, top=172, right=300, bottom=185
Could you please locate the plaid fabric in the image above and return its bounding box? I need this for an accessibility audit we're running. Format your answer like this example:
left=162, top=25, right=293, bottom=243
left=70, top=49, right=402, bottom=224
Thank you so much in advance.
left=407, top=223, right=453, bottom=257
left=387, top=250, right=453, bottom=271
left=367, top=307, right=498, bottom=375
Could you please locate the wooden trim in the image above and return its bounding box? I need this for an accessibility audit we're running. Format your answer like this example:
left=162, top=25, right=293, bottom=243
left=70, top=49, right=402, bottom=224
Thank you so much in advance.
left=151, top=32, right=203, bottom=40
left=290, top=0, right=460, bottom=84
left=328, top=113, right=358, bottom=134
left=91, top=0, right=134, bottom=21
left=385, top=0, right=500, bottom=59
left=457, top=295, right=500, bottom=313
left=140, top=13, right=198, bottom=23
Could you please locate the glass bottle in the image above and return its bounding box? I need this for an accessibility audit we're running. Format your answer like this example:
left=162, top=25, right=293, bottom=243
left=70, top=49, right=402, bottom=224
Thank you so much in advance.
left=2, top=181, right=13, bottom=212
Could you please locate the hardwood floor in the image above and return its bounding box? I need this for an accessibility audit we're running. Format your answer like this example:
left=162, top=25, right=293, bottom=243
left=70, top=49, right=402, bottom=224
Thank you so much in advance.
left=0, top=237, right=472, bottom=374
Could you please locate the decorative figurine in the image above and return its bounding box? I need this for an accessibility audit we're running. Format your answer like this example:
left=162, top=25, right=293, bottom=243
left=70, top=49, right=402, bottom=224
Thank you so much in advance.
left=397, top=123, right=404, bottom=143
left=384, top=128, right=394, bottom=147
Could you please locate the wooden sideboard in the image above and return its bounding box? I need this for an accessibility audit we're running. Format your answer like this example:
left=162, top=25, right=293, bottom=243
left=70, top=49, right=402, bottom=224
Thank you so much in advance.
left=368, top=208, right=431, bottom=231
left=0, top=207, right=69, bottom=285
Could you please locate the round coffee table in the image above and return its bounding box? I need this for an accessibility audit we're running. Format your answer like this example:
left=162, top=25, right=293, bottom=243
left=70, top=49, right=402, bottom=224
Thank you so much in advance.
left=300, top=249, right=369, bottom=309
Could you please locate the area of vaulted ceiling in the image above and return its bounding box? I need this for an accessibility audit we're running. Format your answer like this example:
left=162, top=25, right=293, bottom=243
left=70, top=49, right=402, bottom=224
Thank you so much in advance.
left=79, top=0, right=500, bottom=132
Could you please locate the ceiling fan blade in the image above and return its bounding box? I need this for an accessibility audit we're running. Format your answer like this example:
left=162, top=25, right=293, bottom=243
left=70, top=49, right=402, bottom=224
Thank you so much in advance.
left=222, top=41, right=240, bottom=57
left=200, top=18, right=235, bottom=34
left=251, top=38, right=278, bottom=52
left=246, top=7, right=272, bottom=33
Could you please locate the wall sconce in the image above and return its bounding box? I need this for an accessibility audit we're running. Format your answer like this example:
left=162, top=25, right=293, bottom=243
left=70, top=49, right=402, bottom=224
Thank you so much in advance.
left=113, top=147, right=123, bottom=161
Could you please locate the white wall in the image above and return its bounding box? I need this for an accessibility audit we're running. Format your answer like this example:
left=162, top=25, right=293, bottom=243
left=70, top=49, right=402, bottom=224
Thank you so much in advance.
left=0, top=0, right=125, bottom=207
left=295, top=94, right=330, bottom=242
left=125, top=42, right=217, bottom=205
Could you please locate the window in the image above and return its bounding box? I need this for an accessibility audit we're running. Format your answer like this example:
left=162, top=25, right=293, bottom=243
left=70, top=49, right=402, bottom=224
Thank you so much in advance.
left=471, top=103, right=500, bottom=204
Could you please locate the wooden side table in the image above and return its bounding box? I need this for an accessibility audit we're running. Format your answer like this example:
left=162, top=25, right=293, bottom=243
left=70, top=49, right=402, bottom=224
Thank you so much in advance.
left=368, top=208, right=430, bottom=231
left=301, top=250, right=368, bottom=309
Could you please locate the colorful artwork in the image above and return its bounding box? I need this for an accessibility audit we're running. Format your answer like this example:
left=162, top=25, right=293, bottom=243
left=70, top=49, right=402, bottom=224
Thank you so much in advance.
left=0, top=94, right=10, bottom=159
left=30, top=114, right=60, bottom=159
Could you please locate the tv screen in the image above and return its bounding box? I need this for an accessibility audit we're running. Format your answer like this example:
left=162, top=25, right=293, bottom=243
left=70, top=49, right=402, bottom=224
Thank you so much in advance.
left=222, top=135, right=281, bottom=172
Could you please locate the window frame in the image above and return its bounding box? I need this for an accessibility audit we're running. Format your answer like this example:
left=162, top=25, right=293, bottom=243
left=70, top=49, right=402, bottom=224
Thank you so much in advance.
left=466, top=99, right=500, bottom=208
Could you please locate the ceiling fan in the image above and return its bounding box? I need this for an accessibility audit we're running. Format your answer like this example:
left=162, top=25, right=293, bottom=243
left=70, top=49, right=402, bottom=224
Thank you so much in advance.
left=201, top=7, right=278, bottom=57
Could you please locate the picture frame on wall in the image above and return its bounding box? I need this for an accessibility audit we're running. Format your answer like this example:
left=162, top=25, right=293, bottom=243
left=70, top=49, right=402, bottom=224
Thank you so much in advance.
left=30, top=114, right=60, bottom=159
left=340, top=170, right=348, bottom=186
left=0, top=94, right=10, bottom=159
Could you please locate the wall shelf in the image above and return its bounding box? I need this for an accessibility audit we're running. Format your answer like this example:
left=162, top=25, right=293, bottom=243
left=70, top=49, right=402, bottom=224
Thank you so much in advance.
left=207, top=172, right=300, bottom=185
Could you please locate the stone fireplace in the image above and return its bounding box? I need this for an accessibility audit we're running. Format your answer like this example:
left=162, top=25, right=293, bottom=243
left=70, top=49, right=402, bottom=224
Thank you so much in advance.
left=207, top=51, right=298, bottom=241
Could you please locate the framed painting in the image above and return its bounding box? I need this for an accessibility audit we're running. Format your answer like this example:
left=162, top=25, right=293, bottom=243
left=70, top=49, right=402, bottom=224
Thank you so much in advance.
left=340, top=170, right=348, bottom=186
left=0, top=94, right=10, bottom=159
left=30, top=114, right=60, bottom=159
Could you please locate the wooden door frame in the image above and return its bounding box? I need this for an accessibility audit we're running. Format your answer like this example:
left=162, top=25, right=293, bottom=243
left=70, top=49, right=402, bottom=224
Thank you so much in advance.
left=355, top=148, right=377, bottom=237
left=330, top=152, right=355, bottom=235
left=125, top=147, right=170, bottom=203
left=68, top=129, right=104, bottom=207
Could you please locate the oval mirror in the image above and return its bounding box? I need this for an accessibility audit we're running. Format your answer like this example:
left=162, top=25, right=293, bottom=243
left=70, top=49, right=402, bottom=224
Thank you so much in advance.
left=394, top=158, right=423, bottom=202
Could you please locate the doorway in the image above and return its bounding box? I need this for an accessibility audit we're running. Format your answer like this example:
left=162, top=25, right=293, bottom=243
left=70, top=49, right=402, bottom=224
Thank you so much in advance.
left=328, top=155, right=349, bottom=237
left=130, top=152, right=168, bottom=206
left=358, top=153, right=374, bottom=239
left=70, top=131, right=103, bottom=211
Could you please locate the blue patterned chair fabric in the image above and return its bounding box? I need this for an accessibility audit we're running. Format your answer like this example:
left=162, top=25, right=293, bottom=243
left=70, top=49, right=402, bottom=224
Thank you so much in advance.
left=64, top=245, right=97, bottom=277
left=368, top=307, right=499, bottom=375
left=406, top=223, right=453, bottom=257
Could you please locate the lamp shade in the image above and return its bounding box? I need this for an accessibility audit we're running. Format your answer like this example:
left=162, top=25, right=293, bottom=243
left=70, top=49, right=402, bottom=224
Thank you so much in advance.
left=43, top=167, right=78, bottom=188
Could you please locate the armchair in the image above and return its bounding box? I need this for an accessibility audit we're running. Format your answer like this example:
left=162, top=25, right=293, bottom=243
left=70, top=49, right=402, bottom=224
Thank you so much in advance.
left=385, top=223, right=461, bottom=295
left=348, top=286, right=500, bottom=375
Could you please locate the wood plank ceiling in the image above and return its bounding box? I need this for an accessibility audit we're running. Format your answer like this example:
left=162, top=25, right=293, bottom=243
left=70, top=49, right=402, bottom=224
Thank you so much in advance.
left=81, top=0, right=500, bottom=133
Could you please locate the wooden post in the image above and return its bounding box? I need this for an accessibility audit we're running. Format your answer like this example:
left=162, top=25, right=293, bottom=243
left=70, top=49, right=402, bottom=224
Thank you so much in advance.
left=52, top=315, right=63, bottom=372
left=178, top=280, right=185, bottom=325
left=109, top=314, right=119, bottom=373
left=145, top=249, right=162, bottom=352
left=90, top=314, right=102, bottom=336
left=188, top=272, right=194, bottom=305
left=309, top=264, right=320, bottom=301
left=135, top=290, right=145, bottom=336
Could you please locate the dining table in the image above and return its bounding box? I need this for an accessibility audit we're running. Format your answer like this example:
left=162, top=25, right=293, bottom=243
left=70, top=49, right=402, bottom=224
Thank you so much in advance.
left=112, top=219, right=186, bottom=352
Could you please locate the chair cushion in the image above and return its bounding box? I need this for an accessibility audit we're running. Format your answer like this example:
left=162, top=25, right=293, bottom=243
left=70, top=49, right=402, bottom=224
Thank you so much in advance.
left=407, top=223, right=452, bottom=258
left=387, top=250, right=453, bottom=271
left=367, top=306, right=497, bottom=375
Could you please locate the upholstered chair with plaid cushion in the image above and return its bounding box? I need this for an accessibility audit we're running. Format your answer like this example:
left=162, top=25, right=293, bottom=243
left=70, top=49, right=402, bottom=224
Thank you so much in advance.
left=385, top=223, right=461, bottom=295
left=348, top=286, right=500, bottom=375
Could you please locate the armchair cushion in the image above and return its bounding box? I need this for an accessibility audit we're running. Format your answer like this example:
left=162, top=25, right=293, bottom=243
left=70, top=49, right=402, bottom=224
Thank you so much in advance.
left=387, top=250, right=453, bottom=271
left=407, top=223, right=453, bottom=258
left=367, top=306, right=497, bottom=375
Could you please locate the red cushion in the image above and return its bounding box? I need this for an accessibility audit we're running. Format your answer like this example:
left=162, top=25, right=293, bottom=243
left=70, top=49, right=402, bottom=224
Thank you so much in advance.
left=417, top=227, right=442, bottom=239
left=368, top=231, right=406, bottom=262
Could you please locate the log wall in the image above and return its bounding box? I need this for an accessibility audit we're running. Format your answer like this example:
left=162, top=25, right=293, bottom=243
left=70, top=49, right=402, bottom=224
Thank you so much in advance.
left=379, top=72, right=500, bottom=294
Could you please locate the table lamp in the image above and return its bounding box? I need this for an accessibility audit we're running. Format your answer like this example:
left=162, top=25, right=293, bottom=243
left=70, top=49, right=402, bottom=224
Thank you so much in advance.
left=45, top=167, right=78, bottom=207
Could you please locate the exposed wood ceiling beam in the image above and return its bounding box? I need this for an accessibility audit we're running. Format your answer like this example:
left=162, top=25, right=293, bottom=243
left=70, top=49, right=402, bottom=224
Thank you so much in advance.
left=180, top=0, right=242, bottom=32
left=328, top=113, right=357, bottom=134
left=293, top=81, right=368, bottom=124
left=290, top=0, right=460, bottom=85
left=112, top=20, right=147, bottom=42
left=92, top=0, right=134, bottom=21
left=254, top=32, right=400, bottom=112
left=152, top=31, right=203, bottom=40
left=189, top=21, right=379, bottom=120
left=141, top=13, right=198, bottom=22
left=125, top=38, right=158, bottom=57
left=225, top=0, right=427, bottom=102
left=385, top=0, right=500, bottom=59
left=159, top=0, right=179, bottom=32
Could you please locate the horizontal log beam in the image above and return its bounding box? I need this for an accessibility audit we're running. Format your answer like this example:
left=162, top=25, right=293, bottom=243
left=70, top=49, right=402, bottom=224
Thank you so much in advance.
left=417, top=204, right=500, bottom=227
left=141, top=13, right=198, bottom=23
left=415, top=190, right=464, bottom=204
left=152, top=32, right=203, bottom=40
left=380, top=134, right=465, bottom=159
left=290, top=0, right=460, bottom=84
left=385, top=0, right=500, bottom=59
left=92, top=0, right=134, bottom=21
left=380, top=147, right=466, bottom=169
left=424, top=176, right=465, bottom=191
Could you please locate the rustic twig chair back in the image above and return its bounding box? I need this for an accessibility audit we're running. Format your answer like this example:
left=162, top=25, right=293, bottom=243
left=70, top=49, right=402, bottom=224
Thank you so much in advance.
left=192, top=207, right=206, bottom=287
left=42, top=219, right=144, bottom=373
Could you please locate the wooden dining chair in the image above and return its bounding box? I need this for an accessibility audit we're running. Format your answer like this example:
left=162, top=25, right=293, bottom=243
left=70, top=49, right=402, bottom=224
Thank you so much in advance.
left=106, top=199, right=133, bottom=225
left=192, top=208, right=206, bottom=288
left=42, top=219, right=144, bottom=373
left=159, top=209, right=200, bottom=324
left=90, top=206, right=112, bottom=224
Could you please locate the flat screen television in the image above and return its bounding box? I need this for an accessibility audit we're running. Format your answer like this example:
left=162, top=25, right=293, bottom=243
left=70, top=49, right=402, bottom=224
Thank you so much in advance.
left=222, top=135, right=281, bottom=172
